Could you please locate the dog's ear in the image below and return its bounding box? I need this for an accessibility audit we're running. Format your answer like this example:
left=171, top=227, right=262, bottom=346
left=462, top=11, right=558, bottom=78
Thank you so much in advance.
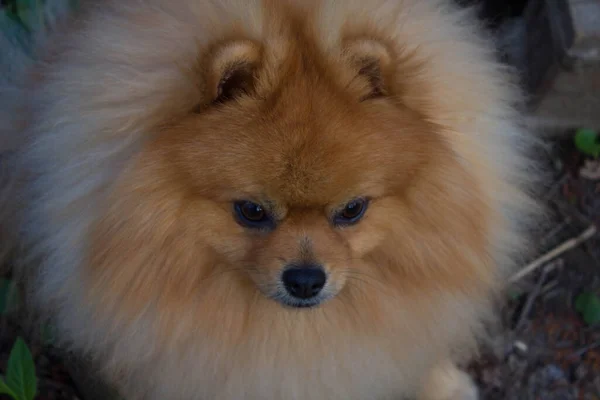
left=205, top=41, right=261, bottom=105
left=342, top=39, right=392, bottom=101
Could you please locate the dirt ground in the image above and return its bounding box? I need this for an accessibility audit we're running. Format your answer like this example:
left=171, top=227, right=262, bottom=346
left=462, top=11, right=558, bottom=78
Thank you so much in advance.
left=467, top=133, right=600, bottom=400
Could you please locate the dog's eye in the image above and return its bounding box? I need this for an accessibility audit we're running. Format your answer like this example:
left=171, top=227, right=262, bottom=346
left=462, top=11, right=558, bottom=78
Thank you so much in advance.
left=333, top=198, right=369, bottom=226
left=234, top=200, right=273, bottom=229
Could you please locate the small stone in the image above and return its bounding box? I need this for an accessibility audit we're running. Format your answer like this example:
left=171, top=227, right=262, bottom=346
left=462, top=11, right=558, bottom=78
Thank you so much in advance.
left=544, top=364, right=566, bottom=383
left=513, top=340, right=528, bottom=355
left=574, top=363, right=588, bottom=381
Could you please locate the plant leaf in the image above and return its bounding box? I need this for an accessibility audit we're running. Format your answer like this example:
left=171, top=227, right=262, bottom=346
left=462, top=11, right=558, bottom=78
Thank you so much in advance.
left=575, top=291, right=591, bottom=313
left=575, top=291, right=600, bottom=326
left=574, top=128, right=600, bottom=158
left=5, top=337, right=37, bottom=400
left=0, top=376, right=18, bottom=399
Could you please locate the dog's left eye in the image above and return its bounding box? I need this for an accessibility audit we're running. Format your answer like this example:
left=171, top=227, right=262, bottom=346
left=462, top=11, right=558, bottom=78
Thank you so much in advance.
left=333, top=198, right=369, bottom=226
left=234, top=200, right=273, bottom=229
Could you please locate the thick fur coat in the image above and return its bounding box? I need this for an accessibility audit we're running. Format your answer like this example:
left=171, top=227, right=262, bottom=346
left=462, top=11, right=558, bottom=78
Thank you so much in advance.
left=0, top=1, right=540, bottom=399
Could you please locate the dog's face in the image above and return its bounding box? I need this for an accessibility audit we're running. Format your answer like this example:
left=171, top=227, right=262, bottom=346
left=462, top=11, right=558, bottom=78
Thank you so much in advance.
left=88, top=29, right=492, bottom=320
left=166, top=69, right=437, bottom=309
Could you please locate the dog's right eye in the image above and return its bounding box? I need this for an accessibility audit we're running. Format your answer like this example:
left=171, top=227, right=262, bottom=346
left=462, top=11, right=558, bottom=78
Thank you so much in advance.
left=234, top=200, right=273, bottom=230
left=333, top=197, right=369, bottom=227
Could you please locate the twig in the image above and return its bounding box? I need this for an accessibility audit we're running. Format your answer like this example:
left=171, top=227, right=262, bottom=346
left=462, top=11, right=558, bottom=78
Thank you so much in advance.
left=509, top=225, right=597, bottom=283
left=541, top=278, right=560, bottom=294
left=539, top=217, right=571, bottom=247
left=514, top=262, right=555, bottom=332
left=555, top=197, right=593, bottom=227
left=571, top=340, right=600, bottom=358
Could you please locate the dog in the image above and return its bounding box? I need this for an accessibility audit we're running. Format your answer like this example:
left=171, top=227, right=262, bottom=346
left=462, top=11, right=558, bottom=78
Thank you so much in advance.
left=0, top=0, right=540, bottom=398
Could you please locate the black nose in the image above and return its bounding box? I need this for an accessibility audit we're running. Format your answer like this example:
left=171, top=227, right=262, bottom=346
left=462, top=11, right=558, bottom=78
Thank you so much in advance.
left=282, top=266, right=327, bottom=299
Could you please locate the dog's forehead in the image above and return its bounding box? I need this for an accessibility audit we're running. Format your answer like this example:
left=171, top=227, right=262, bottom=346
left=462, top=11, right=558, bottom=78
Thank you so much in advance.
left=255, top=129, right=385, bottom=206
left=185, top=44, right=402, bottom=205
left=238, top=93, right=391, bottom=206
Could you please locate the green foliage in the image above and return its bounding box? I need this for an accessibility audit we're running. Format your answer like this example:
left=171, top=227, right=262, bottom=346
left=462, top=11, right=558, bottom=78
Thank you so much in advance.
left=575, top=291, right=600, bottom=326
left=2, top=0, right=38, bottom=33
left=11, top=0, right=44, bottom=33
left=574, top=128, right=600, bottom=158
left=1, top=0, right=78, bottom=37
left=0, top=379, right=18, bottom=399
left=0, top=337, right=38, bottom=400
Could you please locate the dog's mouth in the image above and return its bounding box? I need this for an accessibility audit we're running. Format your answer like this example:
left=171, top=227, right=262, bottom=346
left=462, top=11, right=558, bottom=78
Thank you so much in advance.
left=252, top=268, right=341, bottom=309
left=268, top=290, right=335, bottom=310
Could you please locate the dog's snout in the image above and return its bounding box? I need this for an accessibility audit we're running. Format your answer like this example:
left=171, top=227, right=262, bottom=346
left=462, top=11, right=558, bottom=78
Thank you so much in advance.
left=282, top=266, right=327, bottom=299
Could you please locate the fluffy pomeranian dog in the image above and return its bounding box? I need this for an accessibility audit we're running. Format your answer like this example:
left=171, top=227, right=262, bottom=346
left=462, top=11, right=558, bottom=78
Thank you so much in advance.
left=0, top=0, right=540, bottom=399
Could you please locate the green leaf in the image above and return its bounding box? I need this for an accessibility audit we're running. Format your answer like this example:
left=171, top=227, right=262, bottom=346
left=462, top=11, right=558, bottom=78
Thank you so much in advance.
left=0, top=376, right=18, bottom=400
left=574, top=128, right=600, bottom=158
left=575, top=291, right=591, bottom=312
left=575, top=291, right=600, bottom=326
left=5, top=337, right=37, bottom=400
left=15, top=0, right=44, bottom=33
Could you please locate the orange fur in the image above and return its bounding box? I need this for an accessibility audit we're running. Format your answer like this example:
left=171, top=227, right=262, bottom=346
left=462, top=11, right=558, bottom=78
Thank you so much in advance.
left=0, top=0, right=541, bottom=399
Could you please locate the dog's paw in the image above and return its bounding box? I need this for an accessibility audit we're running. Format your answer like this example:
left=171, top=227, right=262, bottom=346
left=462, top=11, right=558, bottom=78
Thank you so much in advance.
left=418, top=361, right=479, bottom=400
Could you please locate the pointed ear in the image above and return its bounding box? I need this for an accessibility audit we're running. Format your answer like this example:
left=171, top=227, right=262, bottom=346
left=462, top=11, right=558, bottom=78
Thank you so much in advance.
left=342, top=39, right=392, bottom=101
left=204, top=41, right=261, bottom=106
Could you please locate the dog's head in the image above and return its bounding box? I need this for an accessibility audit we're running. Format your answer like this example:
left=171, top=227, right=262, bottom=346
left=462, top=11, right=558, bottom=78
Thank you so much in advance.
left=88, top=27, right=493, bottom=317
